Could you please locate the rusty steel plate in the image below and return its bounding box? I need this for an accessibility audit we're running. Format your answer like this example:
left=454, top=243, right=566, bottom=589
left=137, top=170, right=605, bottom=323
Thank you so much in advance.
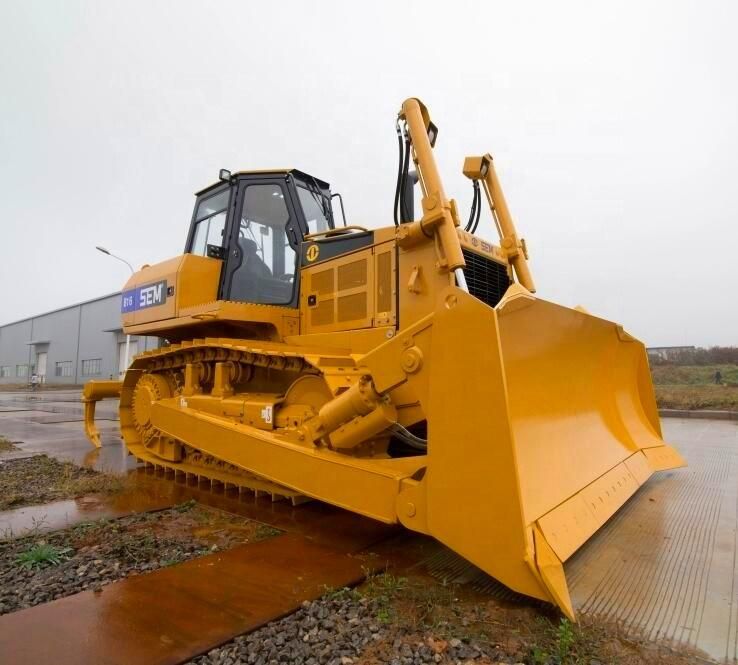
left=0, top=533, right=365, bottom=665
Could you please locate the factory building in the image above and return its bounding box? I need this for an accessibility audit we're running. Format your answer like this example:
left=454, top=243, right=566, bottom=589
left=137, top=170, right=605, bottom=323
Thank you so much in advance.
left=0, top=293, right=158, bottom=386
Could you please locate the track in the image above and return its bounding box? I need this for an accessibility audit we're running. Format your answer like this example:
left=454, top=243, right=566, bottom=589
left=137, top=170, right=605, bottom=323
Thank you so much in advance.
left=120, top=337, right=363, bottom=501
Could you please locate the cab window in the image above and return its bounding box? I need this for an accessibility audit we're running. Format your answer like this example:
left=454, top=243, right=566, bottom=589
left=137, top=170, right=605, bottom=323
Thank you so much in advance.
left=190, top=189, right=229, bottom=255
left=296, top=185, right=331, bottom=234
left=229, top=184, right=296, bottom=305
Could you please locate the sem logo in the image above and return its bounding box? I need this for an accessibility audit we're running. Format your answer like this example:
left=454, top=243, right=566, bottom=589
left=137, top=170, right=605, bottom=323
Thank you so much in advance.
left=121, top=280, right=168, bottom=313
left=139, top=283, right=164, bottom=308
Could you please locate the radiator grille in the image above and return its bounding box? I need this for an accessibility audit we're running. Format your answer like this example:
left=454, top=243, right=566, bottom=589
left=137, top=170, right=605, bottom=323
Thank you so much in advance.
left=462, top=248, right=511, bottom=308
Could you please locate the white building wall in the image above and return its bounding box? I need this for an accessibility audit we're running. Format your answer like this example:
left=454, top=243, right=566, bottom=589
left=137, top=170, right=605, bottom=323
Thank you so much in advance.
left=0, top=293, right=159, bottom=385
left=0, top=320, right=33, bottom=379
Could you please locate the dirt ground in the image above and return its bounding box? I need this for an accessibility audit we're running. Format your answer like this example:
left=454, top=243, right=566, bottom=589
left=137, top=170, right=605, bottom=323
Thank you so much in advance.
left=354, top=572, right=710, bottom=665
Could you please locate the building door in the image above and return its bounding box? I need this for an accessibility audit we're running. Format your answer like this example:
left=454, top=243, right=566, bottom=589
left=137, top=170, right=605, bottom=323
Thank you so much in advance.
left=36, top=352, right=47, bottom=382
left=118, top=340, right=138, bottom=378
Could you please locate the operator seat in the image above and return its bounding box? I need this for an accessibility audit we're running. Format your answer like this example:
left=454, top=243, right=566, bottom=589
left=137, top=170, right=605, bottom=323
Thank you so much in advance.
left=231, top=237, right=272, bottom=301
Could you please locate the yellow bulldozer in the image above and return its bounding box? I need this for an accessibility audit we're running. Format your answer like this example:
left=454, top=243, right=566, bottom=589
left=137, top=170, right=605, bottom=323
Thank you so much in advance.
left=83, top=98, right=684, bottom=620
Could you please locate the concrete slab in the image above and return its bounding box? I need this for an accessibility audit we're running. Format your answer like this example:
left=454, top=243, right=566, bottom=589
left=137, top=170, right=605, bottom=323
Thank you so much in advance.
left=568, top=418, right=738, bottom=664
left=0, top=390, right=133, bottom=474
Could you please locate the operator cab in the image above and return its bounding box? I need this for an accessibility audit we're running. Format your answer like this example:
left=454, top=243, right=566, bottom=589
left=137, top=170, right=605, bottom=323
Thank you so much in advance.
left=185, top=170, right=336, bottom=308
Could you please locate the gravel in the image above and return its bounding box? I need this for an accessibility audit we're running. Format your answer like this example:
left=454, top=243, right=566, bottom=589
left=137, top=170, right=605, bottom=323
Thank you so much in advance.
left=188, top=594, right=518, bottom=665
left=0, top=503, right=272, bottom=616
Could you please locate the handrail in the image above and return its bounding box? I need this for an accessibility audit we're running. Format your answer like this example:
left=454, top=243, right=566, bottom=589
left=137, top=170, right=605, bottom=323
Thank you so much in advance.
left=304, top=225, right=369, bottom=241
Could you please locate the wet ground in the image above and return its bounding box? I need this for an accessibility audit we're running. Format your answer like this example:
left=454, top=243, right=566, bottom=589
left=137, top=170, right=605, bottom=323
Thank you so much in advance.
left=568, top=418, right=738, bottom=664
left=0, top=389, right=736, bottom=663
left=0, top=390, right=128, bottom=472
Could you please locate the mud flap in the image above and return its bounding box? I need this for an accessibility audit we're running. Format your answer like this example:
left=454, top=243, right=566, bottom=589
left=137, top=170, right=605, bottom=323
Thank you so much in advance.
left=423, top=286, right=685, bottom=618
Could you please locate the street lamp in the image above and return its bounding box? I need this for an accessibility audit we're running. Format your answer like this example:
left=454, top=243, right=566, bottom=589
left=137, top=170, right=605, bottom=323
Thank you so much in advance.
left=95, top=246, right=134, bottom=274
left=96, top=246, right=134, bottom=377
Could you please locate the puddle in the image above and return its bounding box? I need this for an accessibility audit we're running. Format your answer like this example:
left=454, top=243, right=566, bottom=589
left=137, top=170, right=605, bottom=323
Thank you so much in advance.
left=0, top=497, right=119, bottom=540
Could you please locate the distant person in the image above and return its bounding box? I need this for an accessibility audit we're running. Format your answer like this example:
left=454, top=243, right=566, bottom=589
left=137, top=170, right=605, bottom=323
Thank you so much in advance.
left=714, top=369, right=723, bottom=385
left=30, top=373, right=40, bottom=391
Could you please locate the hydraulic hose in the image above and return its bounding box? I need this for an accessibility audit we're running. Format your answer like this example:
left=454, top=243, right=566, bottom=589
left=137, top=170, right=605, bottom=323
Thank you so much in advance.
left=388, top=423, right=427, bottom=451
left=466, top=180, right=481, bottom=233
left=399, top=137, right=412, bottom=222
left=393, top=122, right=403, bottom=227
left=470, top=180, right=481, bottom=234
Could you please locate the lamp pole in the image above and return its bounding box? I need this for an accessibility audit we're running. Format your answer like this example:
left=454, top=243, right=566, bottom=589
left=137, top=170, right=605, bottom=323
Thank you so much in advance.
left=96, top=246, right=134, bottom=377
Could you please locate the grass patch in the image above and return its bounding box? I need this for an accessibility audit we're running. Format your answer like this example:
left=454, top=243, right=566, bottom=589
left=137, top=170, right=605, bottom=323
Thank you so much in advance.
left=651, top=364, right=738, bottom=386
left=521, top=616, right=606, bottom=664
left=654, top=384, right=738, bottom=410
left=361, top=571, right=463, bottom=635
left=651, top=364, right=738, bottom=410
left=16, top=542, right=72, bottom=568
left=0, top=436, right=17, bottom=453
left=0, top=455, right=127, bottom=511
left=57, top=463, right=125, bottom=496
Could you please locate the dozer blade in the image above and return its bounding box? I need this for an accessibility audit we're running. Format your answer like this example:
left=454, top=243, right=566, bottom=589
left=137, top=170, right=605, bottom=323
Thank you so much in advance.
left=421, top=286, right=685, bottom=620
left=81, top=380, right=123, bottom=448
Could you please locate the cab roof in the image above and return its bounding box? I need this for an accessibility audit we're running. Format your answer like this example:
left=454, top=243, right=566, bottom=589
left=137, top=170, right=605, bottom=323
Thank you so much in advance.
left=196, top=169, right=330, bottom=197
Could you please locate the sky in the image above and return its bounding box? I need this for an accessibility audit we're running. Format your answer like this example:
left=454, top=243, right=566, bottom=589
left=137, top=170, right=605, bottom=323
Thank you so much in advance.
left=0, top=1, right=736, bottom=346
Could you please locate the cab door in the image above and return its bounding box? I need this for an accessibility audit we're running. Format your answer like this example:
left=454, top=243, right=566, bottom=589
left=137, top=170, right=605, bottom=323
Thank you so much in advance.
left=221, top=178, right=303, bottom=308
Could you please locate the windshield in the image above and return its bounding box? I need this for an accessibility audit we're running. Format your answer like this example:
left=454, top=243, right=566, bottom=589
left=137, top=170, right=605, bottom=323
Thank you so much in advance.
left=296, top=184, right=332, bottom=234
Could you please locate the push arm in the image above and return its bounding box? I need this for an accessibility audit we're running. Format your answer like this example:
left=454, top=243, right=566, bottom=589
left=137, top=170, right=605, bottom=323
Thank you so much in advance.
left=397, top=98, right=468, bottom=291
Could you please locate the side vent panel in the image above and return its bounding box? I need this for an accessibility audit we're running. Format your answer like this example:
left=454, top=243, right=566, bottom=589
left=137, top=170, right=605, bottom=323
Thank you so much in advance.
left=302, top=248, right=376, bottom=333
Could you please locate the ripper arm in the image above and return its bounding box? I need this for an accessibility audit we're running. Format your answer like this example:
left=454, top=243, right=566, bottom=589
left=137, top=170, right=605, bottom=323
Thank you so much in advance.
left=82, top=380, right=123, bottom=448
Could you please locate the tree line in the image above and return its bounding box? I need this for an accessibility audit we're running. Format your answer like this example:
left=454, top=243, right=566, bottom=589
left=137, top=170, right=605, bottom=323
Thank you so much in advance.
left=651, top=346, right=738, bottom=366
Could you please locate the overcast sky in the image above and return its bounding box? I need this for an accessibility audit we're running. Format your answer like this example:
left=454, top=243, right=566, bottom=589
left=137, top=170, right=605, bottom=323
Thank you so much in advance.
left=1, top=1, right=736, bottom=346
